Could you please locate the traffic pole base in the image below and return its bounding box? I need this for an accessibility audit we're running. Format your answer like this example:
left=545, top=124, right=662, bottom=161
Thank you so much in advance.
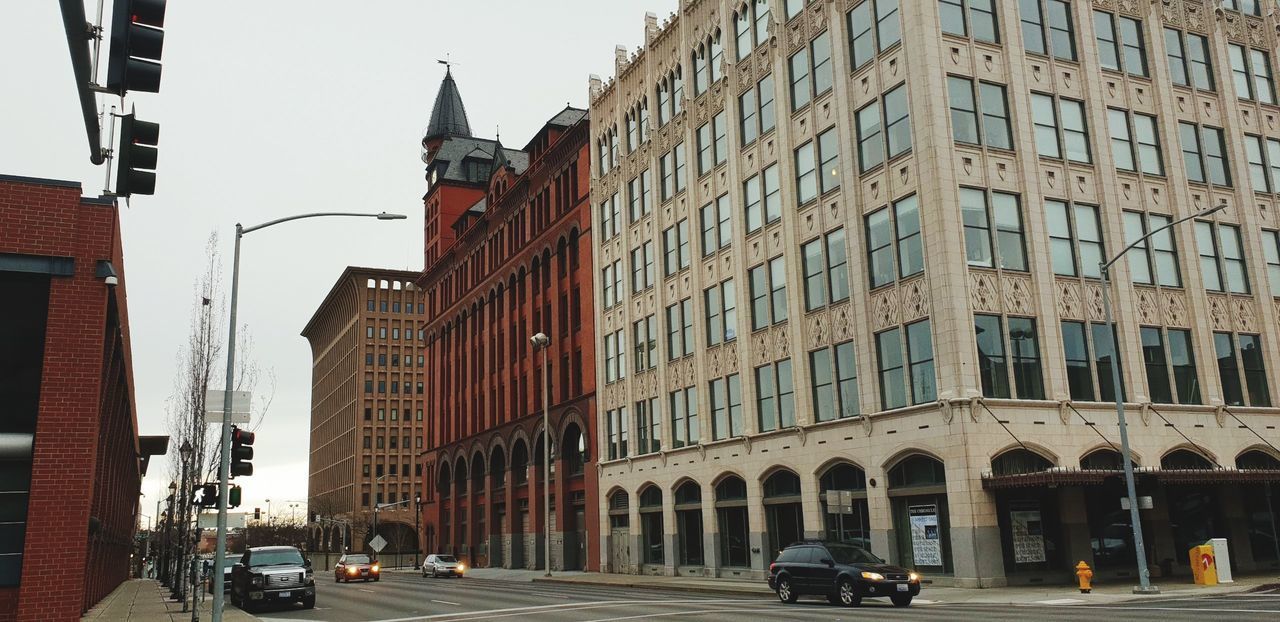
left=1132, top=585, right=1162, bottom=595
left=1080, top=588, right=1091, bottom=594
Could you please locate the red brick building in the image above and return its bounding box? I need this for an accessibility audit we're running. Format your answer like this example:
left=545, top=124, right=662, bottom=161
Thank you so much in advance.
left=0, top=174, right=166, bottom=621
left=416, top=69, right=598, bottom=571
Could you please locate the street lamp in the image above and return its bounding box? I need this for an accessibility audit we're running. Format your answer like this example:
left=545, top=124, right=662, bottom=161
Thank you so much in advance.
left=1098, top=201, right=1225, bottom=594
left=530, top=332, right=552, bottom=577
left=211, top=211, right=406, bottom=622
left=414, top=494, right=422, bottom=569
left=176, top=440, right=193, bottom=609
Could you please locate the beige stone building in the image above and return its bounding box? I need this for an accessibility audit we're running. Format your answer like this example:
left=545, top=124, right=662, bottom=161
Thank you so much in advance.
left=587, top=0, right=1280, bottom=587
left=302, top=267, right=427, bottom=556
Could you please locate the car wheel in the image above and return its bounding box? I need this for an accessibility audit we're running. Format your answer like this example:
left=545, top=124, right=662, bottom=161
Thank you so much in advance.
left=302, top=595, right=316, bottom=609
left=891, top=595, right=913, bottom=608
left=776, top=577, right=798, bottom=604
left=837, top=578, right=861, bottom=607
left=374, top=577, right=380, bottom=582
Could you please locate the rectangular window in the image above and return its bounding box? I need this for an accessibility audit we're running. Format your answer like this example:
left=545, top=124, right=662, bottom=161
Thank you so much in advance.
left=634, top=315, right=657, bottom=372
left=1224, top=1, right=1262, bottom=16
left=857, top=85, right=910, bottom=172
left=817, top=128, right=841, bottom=193
left=1095, top=12, right=1147, bottom=77
left=1240, top=334, right=1272, bottom=407
left=961, top=188, right=1027, bottom=271
left=1197, top=221, right=1249, bottom=294
left=1180, top=123, right=1232, bottom=186
left=660, top=151, right=674, bottom=200
left=670, top=387, right=699, bottom=448
left=974, top=314, right=1009, bottom=398
left=865, top=195, right=922, bottom=287
left=940, top=0, right=999, bottom=43
left=810, top=340, right=859, bottom=422
left=704, top=279, right=737, bottom=346
left=1109, top=109, right=1164, bottom=175
left=709, top=374, right=743, bottom=440
left=1021, top=0, right=1076, bottom=60
left=876, top=320, right=935, bottom=409
left=748, top=257, right=788, bottom=329
left=713, top=111, right=727, bottom=167
left=974, top=315, right=1043, bottom=399
left=948, top=77, right=1012, bottom=149
left=1124, top=212, right=1182, bottom=287
left=789, top=46, right=812, bottom=111
left=1165, top=29, right=1214, bottom=90
left=763, top=163, right=781, bottom=225
left=743, top=173, right=762, bottom=233
left=1061, top=320, right=1094, bottom=400
left=739, top=86, right=758, bottom=145
left=1092, top=323, right=1125, bottom=403
left=798, top=230, right=849, bottom=311
left=1214, top=332, right=1271, bottom=407
left=795, top=141, right=817, bottom=205
left=1047, top=200, right=1104, bottom=279
left=759, top=74, right=776, bottom=135
left=1229, top=44, right=1277, bottom=104
left=663, top=220, right=691, bottom=276
left=812, top=30, right=832, bottom=97
left=697, top=122, right=713, bottom=176
left=756, top=359, right=795, bottom=431
left=635, top=398, right=661, bottom=455
left=1264, top=230, right=1280, bottom=295
left=674, top=142, right=687, bottom=193
left=1034, top=94, right=1091, bottom=163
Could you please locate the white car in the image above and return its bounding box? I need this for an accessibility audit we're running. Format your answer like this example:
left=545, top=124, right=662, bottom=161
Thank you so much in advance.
left=421, top=554, right=465, bottom=578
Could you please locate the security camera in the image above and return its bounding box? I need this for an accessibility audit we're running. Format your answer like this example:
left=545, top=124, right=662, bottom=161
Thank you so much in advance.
left=105, top=275, right=119, bottom=287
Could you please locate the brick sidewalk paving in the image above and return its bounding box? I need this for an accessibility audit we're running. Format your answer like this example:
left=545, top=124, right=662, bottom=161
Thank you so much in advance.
left=81, top=579, right=256, bottom=622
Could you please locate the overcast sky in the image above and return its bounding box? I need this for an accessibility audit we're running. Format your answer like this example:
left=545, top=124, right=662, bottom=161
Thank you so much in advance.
left=2, top=0, right=675, bottom=524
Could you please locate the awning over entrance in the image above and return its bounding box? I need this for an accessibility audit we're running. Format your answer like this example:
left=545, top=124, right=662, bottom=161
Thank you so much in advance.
left=981, top=467, right=1280, bottom=489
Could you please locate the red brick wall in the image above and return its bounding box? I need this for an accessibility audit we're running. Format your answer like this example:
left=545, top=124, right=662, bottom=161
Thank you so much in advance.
left=0, top=177, right=143, bottom=621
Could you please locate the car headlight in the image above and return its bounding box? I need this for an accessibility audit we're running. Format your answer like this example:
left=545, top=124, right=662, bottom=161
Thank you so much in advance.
left=250, top=576, right=263, bottom=587
left=371, top=564, right=380, bottom=573
left=458, top=564, right=465, bottom=572
left=860, top=572, right=885, bottom=581
left=908, top=572, right=921, bottom=582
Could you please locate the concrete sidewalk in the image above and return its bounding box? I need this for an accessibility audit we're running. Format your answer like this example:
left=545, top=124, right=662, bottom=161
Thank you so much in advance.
left=530, top=570, right=1280, bottom=604
left=81, top=579, right=257, bottom=622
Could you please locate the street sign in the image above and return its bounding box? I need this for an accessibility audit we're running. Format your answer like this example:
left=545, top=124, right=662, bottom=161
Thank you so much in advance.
left=369, top=534, right=387, bottom=553
left=205, top=390, right=252, bottom=424
left=1120, top=496, right=1153, bottom=510
left=825, top=489, right=854, bottom=514
left=199, top=512, right=246, bottom=530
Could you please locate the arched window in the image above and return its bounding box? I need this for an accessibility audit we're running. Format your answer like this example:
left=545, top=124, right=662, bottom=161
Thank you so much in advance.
left=511, top=439, right=529, bottom=486
left=608, top=490, right=630, bottom=528
left=438, top=463, right=452, bottom=500
left=818, top=463, right=869, bottom=547
left=1080, top=448, right=1131, bottom=470
left=490, top=446, right=507, bottom=489
left=639, top=485, right=664, bottom=565
left=714, top=476, right=749, bottom=567
left=888, top=454, right=946, bottom=489
left=674, top=480, right=704, bottom=566
left=471, top=452, right=485, bottom=493
left=454, top=458, right=468, bottom=496
left=762, top=470, right=804, bottom=563
left=763, top=470, right=802, bottom=499
left=1161, top=449, right=1215, bottom=470
left=991, top=449, right=1054, bottom=476
left=1237, top=450, right=1280, bottom=470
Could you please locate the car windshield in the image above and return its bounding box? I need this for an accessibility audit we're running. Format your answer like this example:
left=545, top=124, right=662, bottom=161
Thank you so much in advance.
left=250, top=549, right=304, bottom=567
left=435, top=555, right=457, bottom=563
left=826, top=544, right=883, bottom=565
left=343, top=555, right=371, bottom=564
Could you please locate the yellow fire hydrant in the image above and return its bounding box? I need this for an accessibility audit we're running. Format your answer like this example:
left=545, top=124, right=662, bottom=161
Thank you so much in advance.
left=1075, top=561, right=1093, bottom=593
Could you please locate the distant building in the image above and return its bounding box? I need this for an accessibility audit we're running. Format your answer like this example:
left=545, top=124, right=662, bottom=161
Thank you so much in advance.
left=302, top=267, right=426, bottom=555
left=0, top=174, right=166, bottom=620
left=416, top=68, right=599, bottom=571
left=587, top=1, right=1280, bottom=587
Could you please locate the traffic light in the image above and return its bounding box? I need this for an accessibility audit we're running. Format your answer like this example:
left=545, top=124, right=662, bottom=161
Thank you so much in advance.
left=230, top=425, right=254, bottom=477
left=254, top=508, right=261, bottom=521
left=228, top=485, right=242, bottom=508
left=106, top=0, right=167, bottom=97
left=115, top=111, right=159, bottom=197
left=193, top=482, right=218, bottom=508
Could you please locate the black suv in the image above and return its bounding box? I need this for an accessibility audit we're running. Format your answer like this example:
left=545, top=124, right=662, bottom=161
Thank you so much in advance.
left=229, top=546, right=316, bottom=612
left=767, top=541, right=920, bottom=607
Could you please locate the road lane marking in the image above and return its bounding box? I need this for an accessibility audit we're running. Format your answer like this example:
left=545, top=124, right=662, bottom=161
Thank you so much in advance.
left=359, top=598, right=772, bottom=622
left=1054, top=605, right=1280, bottom=614
left=430, top=599, right=461, bottom=606
left=359, top=588, right=376, bottom=593
left=1034, top=598, right=1085, bottom=605
left=582, top=607, right=792, bottom=622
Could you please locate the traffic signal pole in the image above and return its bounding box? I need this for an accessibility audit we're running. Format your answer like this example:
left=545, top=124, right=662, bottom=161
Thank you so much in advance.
left=211, top=224, right=243, bottom=622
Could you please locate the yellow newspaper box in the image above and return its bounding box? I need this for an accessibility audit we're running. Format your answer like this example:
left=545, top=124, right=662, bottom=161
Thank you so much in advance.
left=1190, top=544, right=1218, bottom=585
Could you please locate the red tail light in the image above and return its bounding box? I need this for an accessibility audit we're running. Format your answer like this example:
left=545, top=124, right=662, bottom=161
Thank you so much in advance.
left=769, top=563, right=776, bottom=573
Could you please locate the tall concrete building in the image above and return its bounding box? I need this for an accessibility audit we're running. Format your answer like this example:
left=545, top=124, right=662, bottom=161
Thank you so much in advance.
left=302, top=266, right=426, bottom=554
left=587, top=0, right=1280, bottom=587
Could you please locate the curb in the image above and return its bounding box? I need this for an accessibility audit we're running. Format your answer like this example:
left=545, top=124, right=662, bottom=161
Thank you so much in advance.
left=531, top=576, right=771, bottom=597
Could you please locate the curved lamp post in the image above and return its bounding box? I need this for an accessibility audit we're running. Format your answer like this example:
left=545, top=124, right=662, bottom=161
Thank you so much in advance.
left=1098, top=201, right=1224, bottom=594
left=212, top=211, right=406, bottom=621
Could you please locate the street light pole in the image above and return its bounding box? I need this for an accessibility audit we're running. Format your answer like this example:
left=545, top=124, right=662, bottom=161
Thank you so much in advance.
left=530, top=332, right=552, bottom=577
left=212, top=211, right=406, bottom=622
left=1098, top=202, right=1224, bottom=594
left=414, top=494, right=422, bottom=569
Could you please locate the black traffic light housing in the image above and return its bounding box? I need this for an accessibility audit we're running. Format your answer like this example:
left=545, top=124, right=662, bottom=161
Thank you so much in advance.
left=106, top=0, right=167, bottom=97
left=230, top=425, right=255, bottom=478
left=228, top=485, right=242, bottom=508
left=115, top=111, right=159, bottom=197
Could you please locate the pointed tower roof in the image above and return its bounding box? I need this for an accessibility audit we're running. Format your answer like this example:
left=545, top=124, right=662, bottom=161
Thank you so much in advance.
left=424, top=67, right=472, bottom=142
left=489, top=137, right=510, bottom=177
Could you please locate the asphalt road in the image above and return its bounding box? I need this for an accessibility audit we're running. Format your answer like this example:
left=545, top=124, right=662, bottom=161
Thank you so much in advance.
left=248, top=573, right=1280, bottom=621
